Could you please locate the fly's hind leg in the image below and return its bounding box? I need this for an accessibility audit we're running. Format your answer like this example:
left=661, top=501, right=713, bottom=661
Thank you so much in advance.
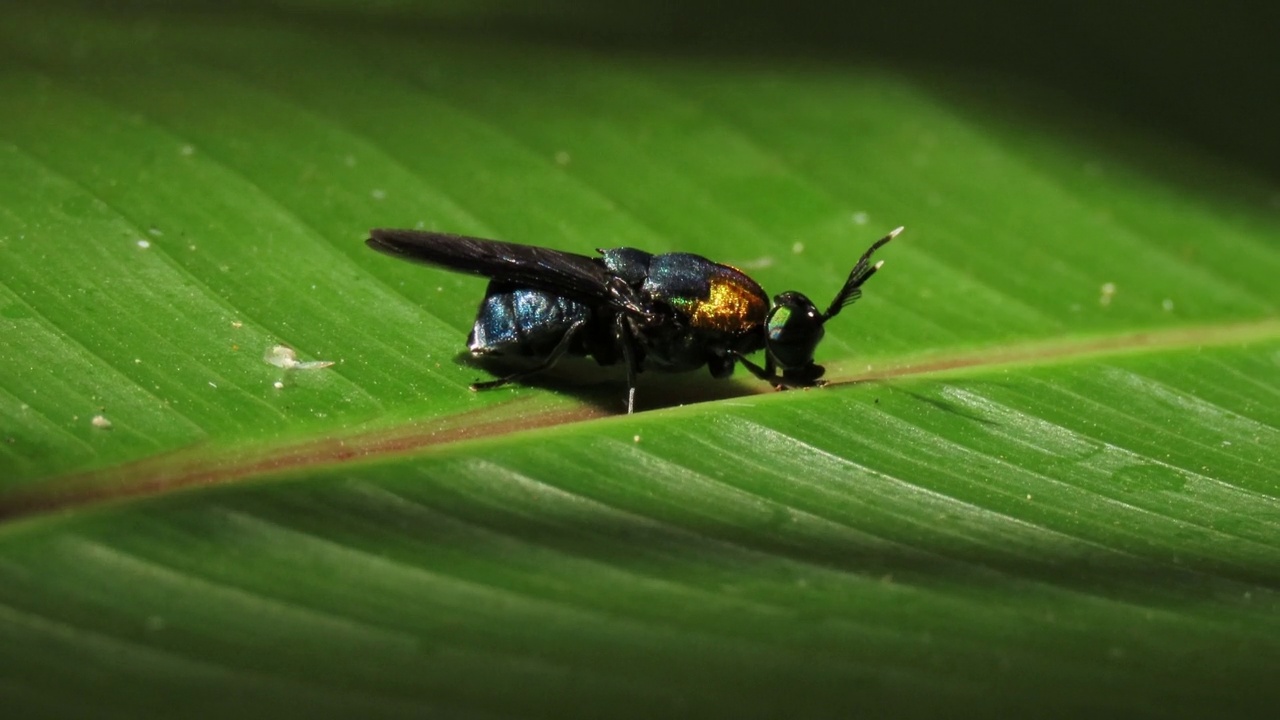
left=614, top=313, right=641, bottom=414
left=470, top=319, right=588, bottom=392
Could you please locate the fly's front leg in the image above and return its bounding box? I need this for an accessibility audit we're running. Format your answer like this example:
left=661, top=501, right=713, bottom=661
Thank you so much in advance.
left=734, top=353, right=784, bottom=389
left=734, top=352, right=825, bottom=391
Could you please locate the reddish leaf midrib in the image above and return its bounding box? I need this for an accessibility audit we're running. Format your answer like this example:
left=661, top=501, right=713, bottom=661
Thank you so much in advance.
left=2, top=318, right=1276, bottom=525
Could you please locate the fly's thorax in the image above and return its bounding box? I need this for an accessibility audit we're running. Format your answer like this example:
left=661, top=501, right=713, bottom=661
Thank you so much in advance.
left=642, top=253, right=769, bottom=336
left=766, top=291, right=825, bottom=373
left=683, top=275, right=770, bottom=334
left=598, top=247, right=653, bottom=286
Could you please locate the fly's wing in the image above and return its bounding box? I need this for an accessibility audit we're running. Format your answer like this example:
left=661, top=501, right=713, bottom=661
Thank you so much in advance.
left=367, top=229, right=614, bottom=301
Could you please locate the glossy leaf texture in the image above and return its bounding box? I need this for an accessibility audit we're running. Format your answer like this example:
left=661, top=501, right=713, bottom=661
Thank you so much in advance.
left=1, top=2, right=1279, bottom=718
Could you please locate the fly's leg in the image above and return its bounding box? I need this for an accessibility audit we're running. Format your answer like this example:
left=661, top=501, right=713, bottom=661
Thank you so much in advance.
left=606, top=276, right=659, bottom=325
left=615, top=313, right=640, bottom=414
left=734, top=352, right=826, bottom=390
left=735, top=353, right=783, bottom=389
left=470, top=319, right=587, bottom=392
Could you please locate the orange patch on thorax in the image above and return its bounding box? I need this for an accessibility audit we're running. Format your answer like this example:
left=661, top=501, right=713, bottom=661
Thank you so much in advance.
left=688, top=277, right=768, bottom=333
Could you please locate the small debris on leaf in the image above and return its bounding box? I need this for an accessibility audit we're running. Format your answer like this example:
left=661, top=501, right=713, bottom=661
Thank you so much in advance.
left=264, top=344, right=334, bottom=371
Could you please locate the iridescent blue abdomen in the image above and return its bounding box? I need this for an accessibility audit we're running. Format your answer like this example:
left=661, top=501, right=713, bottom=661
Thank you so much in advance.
left=467, top=282, right=593, bottom=357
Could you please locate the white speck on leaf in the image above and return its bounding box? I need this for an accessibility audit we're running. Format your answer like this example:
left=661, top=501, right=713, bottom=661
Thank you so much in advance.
left=136, top=239, right=151, bottom=249
left=1099, top=282, right=1116, bottom=306
left=91, top=414, right=112, bottom=429
left=739, top=256, right=775, bottom=269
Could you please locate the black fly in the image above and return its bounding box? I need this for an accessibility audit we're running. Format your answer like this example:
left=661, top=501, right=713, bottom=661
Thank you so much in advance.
left=366, top=227, right=900, bottom=413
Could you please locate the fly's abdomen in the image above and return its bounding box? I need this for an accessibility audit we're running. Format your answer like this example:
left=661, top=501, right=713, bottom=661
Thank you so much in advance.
left=467, top=283, right=592, bottom=357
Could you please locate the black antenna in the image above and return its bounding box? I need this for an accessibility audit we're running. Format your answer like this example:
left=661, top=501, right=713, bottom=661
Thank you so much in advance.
left=821, top=226, right=902, bottom=321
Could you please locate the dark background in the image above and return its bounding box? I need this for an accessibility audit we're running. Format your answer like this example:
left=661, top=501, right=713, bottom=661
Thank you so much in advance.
left=243, top=0, right=1280, bottom=186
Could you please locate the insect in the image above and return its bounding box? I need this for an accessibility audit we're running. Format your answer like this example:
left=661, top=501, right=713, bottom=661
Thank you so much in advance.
left=366, top=226, right=901, bottom=413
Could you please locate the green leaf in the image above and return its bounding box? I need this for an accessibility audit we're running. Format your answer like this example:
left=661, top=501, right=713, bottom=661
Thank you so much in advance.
left=2, top=2, right=1279, bottom=718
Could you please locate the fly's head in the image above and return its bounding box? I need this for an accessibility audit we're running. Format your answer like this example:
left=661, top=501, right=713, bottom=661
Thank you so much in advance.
left=763, top=226, right=902, bottom=386
left=765, top=291, right=826, bottom=384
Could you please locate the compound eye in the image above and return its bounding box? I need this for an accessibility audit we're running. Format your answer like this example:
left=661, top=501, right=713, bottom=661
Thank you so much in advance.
left=766, top=292, right=824, bottom=371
